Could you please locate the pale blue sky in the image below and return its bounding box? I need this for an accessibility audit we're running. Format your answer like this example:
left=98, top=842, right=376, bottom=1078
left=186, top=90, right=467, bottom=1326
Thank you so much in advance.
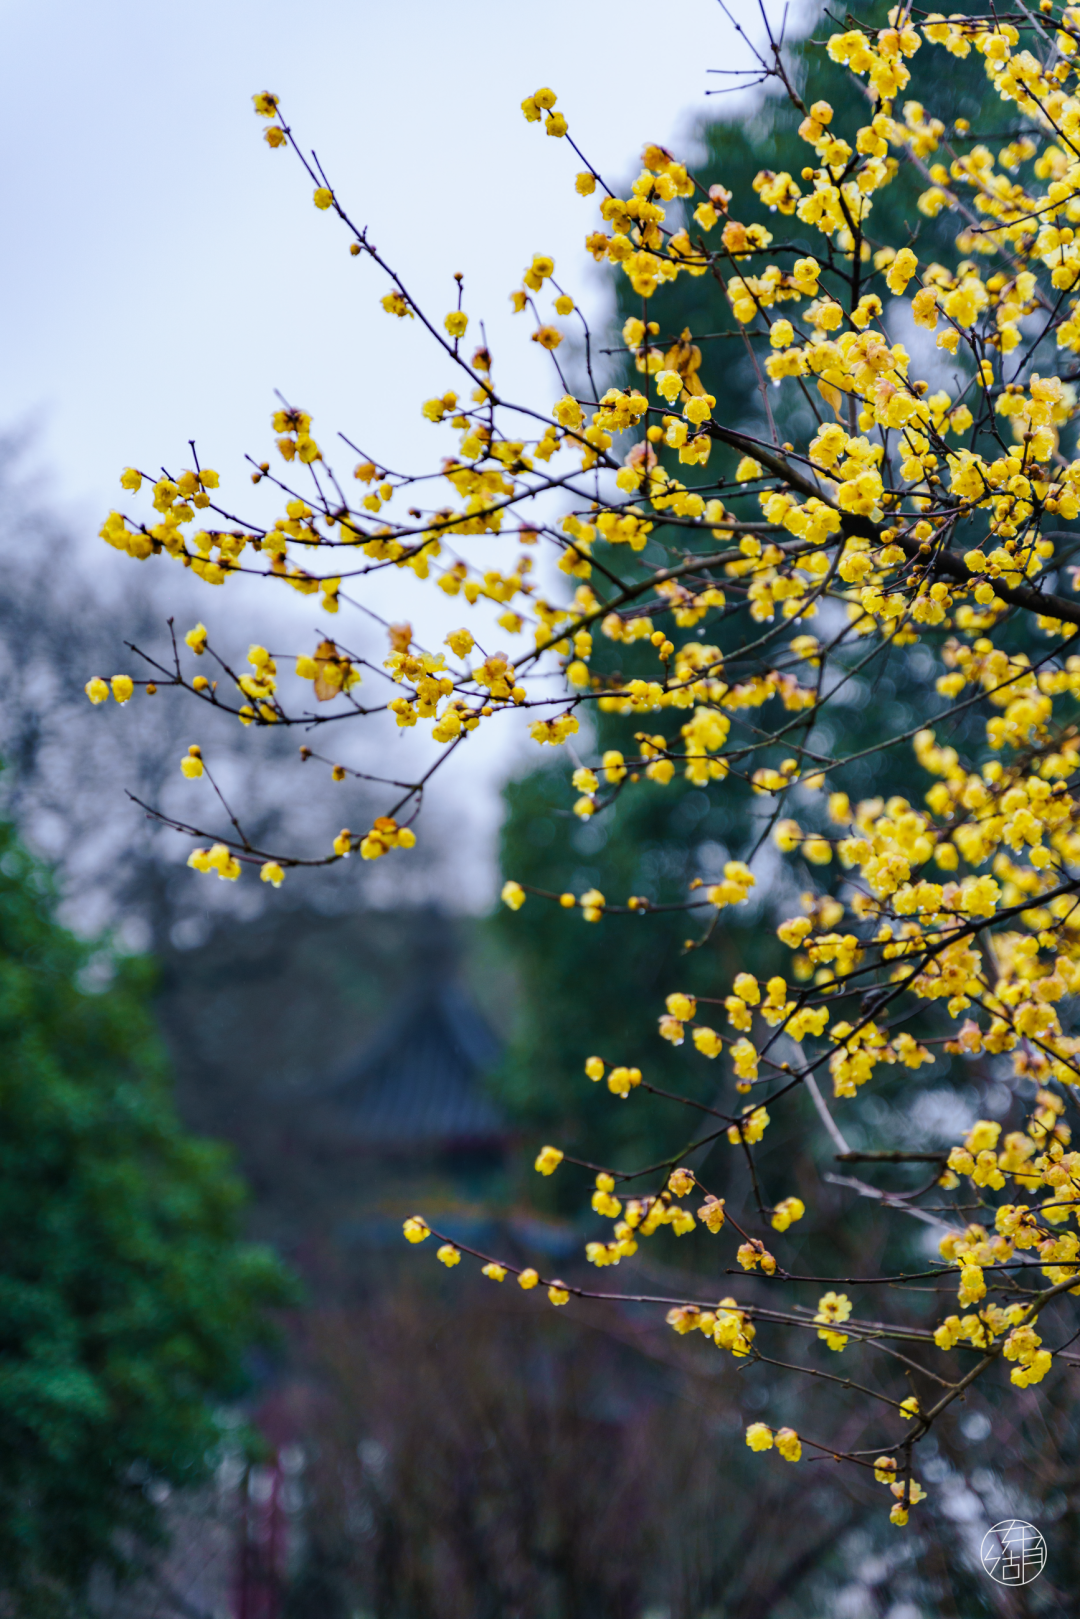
left=3, top=0, right=758, bottom=529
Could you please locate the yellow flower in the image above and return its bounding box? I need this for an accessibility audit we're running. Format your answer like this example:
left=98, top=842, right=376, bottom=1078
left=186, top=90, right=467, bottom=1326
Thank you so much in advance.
left=585, top=1056, right=604, bottom=1080
left=501, top=880, right=526, bottom=911
left=655, top=370, right=683, bottom=404
left=728, top=1105, right=770, bottom=1147
left=553, top=394, right=584, bottom=429
left=737, top=1240, right=776, bottom=1274
left=482, top=1262, right=507, bottom=1282
left=730, top=1038, right=758, bottom=1084
left=592, top=1187, right=621, bottom=1218
left=958, top=1263, right=985, bottom=1305
left=260, top=862, right=285, bottom=888
left=403, top=1216, right=430, bottom=1243
left=518, top=1267, right=539, bottom=1289
left=252, top=91, right=280, bottom=117
left=184, top=623, right=208, bottom=655
left=84, top=677, right=109, bottom=705
left=180, top=746, right=204, bottom=779
left=119, top=467, right=142, bottom=491
left=815, top=1290, right=852, bottom=1349
left=745, top=1423, right=773, bottom=1452
left=446, top=628, right=474, bottom=657
left=775, top=1427, right=802, bottom=1462
left=190, top=843, right=241, bottom=882
left=313, top=187, right=334, bottom=209
left=444, top=311, right=469, bottom=339
left=531, top=325, right=563, bottom=350
left=771, top=1196, right=805, bottom=1232
left=773, top=819, right=802, bottom=852
left=548, top=1282, right=570, bottom=1305
left=534, top=1145, right=564, bottom=1175
left=815, top=1290, right=852, bottom=1322
left=692, top=1026, right=722, bottom=1058
left=886, top=246, right=917, bottom=295
left=697, top=1195, right=726, bottom=1232
left=437, top=1244, right=461, bottom=1267
left=733, top=972, right=760, bottom=1005
left=607, top=1065, right=641, bottom=1097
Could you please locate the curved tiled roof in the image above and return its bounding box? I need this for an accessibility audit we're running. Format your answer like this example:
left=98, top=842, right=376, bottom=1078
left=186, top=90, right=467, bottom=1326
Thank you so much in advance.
left=322, top=984, right=506, bottom=1150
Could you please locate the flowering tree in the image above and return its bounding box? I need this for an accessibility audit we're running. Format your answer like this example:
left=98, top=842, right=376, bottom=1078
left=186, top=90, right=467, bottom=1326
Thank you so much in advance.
left=89, top=2, right=1080, bottom=1531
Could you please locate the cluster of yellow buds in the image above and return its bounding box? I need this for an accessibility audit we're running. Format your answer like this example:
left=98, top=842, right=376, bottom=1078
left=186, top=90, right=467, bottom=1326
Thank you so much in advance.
left=666, top=1297, right=755, bottom=1357
left=187, top=843, right=242, bottom=882
left=745, top=1423, right=802, bottom=1462
left=272, top=406, right=320, bottom=465
left=520, top=86, right=565, bottom=138
left=814, top=1291, right=853, bottom=1352
left=334, top=818, right=417, bottom=862
left=85, top=675, right=134, bottom=705
left=727, top=1105, right=770, bottom=1147
left=737, top=1239, right=777, bottom=1275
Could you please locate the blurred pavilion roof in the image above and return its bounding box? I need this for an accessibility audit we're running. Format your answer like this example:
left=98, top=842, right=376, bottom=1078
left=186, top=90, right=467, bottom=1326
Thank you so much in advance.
left=318, top=983, right=507, bottom=1153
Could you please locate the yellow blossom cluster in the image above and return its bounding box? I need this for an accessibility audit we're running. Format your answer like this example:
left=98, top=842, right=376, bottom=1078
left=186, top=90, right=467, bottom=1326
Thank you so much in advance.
left=88, top=7, right=1080, bottom=1531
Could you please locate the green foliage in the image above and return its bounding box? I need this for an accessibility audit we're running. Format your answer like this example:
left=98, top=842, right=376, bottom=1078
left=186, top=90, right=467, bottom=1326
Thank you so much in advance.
left=0, top=819, right=290, bottom=1613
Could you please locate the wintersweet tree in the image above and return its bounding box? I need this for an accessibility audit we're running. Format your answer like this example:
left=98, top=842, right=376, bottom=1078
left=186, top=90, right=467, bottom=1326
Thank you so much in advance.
left=90, top=2, right=1080, bottom=1531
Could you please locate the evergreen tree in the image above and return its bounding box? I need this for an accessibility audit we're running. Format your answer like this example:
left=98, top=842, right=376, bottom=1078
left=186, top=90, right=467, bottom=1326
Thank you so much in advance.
left=0, top=817, right=290, bottom=1613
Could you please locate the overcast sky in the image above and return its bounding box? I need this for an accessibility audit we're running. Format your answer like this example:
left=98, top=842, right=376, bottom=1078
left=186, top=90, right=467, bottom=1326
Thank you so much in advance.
left=2, top=0, right=766, bottom=907
left=4, top=0, right=762, bottom=522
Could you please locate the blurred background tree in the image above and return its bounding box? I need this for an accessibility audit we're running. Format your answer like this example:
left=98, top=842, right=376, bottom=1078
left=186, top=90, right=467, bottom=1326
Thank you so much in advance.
left=0, top=814, right=290, bottom=1615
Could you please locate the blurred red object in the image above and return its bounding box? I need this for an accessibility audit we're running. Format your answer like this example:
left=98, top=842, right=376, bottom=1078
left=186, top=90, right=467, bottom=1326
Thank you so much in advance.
left=232, top=1459, right=286, bottom=1619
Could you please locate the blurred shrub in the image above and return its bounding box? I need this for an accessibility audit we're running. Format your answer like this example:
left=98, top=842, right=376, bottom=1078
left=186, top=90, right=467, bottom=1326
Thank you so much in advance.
left=288, top=1286, right=854, bottom=1619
